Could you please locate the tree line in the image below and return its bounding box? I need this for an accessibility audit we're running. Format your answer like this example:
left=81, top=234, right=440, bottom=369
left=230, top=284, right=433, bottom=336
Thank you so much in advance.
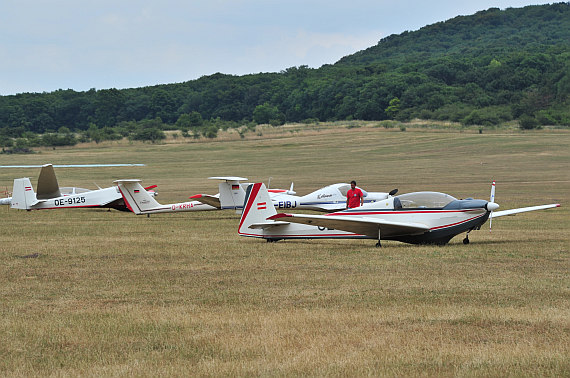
left=1, top=3, right=568, bottom=149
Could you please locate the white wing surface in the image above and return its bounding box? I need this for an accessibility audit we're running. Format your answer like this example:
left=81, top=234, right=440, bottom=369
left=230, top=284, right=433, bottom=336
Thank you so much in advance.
left=189, top=194, right=221, bottom=209
left=268, top=213, right=429, bottom=238
left=491, top=203, right=560, bottom=218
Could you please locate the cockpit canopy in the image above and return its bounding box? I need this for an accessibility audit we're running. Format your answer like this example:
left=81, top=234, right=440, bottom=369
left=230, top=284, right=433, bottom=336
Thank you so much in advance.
left=396, top=191, right=457, bottom=209
left=336, top=184, right=368, bottom=197
left=60, top=187, right=92, bottom=195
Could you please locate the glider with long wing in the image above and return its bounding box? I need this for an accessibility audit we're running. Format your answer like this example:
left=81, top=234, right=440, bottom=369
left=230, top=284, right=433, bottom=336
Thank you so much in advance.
left=114, top=177, right=250, bottom=215
left=9, top=164, right=154, bottom=211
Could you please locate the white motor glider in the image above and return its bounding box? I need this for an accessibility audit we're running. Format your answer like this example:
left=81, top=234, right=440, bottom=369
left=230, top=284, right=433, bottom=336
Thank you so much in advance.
left=238, top=181, right=560, bottom=246
left=191, top=179, right=392, bottom=212
left=115, top=177, right=251, bottom=215
left=264, top=183, right=392, bottom=211
left=9, top=164, right=155, bottom=211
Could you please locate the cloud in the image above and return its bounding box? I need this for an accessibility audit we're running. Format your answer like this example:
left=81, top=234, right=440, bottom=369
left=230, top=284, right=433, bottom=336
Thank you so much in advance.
left=0, top=0, right=556, bottom=94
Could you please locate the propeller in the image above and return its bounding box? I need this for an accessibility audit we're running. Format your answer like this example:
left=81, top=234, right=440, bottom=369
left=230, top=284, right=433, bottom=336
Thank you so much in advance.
left=489, top=180, right=496, bottom=232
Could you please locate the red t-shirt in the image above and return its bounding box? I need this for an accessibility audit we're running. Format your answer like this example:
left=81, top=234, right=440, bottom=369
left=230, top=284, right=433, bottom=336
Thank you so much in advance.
left=347, top=188, right=363, bottom=208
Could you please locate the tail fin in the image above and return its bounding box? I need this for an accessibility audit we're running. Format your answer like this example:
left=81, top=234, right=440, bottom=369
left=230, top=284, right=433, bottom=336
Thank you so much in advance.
left=114, top=180, right=163, bottom=214
left=36, top=164, right=61, bottom=199
left=238, top=183, right=277, bottom=237
left=218, top=180, right=247, bottom=210
left=11, top=178, right=37, bottom=209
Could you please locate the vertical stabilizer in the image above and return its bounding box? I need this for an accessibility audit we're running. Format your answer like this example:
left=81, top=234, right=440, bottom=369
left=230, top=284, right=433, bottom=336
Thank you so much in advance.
left=115, top=180, right=162, bottom=214
left=218, top=179, right=247, bottom=210
left=11, top=178, right=37, bottom=209
left=238, top=183, right=277, bottom=237
left=36, top=164, right=61, bottom=199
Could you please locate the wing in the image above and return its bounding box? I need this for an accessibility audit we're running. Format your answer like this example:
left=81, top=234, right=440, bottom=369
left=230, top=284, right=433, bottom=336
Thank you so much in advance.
left=269, top=213, right=429, bottom=238
left=36, top=164, right=61, bottom=199
left=308, top=203, right=346, bottom=212
left=491, top=203, right=560, bottom=218
left=189, top=194, right=221, bottom=209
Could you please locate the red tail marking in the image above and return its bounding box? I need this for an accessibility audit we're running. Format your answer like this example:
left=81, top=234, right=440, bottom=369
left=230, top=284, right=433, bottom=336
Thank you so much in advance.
left=238, top=183, right=262, bottom=231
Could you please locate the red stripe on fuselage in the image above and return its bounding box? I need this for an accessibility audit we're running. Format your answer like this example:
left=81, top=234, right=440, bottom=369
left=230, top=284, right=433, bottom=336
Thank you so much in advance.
left=329, top=209, right=479, bottom=216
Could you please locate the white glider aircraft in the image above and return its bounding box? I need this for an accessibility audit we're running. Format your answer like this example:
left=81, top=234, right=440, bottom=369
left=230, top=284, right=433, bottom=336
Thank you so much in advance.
left=9, top=164, right=154, bottom=211
left=115, top=177, right=250, bottom=215
left=238, top=181, right=560, bottom=246
left=192, top=179, right=391, bottom=212
left=263, top=182, right=392, bottom=211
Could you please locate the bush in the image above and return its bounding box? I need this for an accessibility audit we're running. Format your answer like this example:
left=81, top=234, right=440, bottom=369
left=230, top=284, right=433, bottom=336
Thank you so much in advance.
left=41, top=133, right=77, bottom=147
left=519, top=115, right=540, bottom=130
left=253, top=103, right=284, bottom=125
left=129, top=127, right=166, bottom=142
left=462, top=106, right=512, bottom=126
left=202, top=126, right=218, bottom=139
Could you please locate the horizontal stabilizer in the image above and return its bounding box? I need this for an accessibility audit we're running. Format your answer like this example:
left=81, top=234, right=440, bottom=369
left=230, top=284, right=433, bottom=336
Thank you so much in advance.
left=248, top=221, right=291, bottom=229
left=208, top=176, right=248, bottom=181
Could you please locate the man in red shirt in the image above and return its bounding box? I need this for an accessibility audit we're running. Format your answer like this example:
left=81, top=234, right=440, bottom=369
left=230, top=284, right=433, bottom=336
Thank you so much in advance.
left=346, top=180, right=364, bottom=209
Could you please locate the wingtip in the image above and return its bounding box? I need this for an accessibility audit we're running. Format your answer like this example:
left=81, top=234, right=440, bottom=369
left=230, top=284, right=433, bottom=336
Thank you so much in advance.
left=268, top=213, right=291, bottom=220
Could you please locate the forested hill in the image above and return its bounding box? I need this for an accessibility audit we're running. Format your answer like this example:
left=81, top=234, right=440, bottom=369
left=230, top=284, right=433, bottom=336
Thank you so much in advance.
left=1, top=3, right=569, bottom=147
left=337, top=4, right=569, bottom=66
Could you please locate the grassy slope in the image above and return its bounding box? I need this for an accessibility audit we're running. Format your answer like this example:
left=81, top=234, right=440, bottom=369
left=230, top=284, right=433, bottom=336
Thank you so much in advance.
left=0, top=125, right=568, bottom=376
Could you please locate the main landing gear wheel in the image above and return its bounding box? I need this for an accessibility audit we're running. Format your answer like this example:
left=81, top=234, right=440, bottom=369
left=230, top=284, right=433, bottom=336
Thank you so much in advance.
left=463, top=236, right=470, bottom=244
left=375, top=241, right=382, bottom=248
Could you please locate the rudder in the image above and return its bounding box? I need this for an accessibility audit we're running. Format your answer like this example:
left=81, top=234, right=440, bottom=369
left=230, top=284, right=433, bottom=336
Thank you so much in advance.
left=11, top=178, right=37, bottom=209
left=115, top=180, right=162, bottom=214
left=218, top=180, right=247, bottom=210
left=238, top=183, right=277, bottom=237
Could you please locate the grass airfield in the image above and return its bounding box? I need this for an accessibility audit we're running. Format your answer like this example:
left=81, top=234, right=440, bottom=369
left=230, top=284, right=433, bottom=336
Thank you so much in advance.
left=0, top=123, right=568, bottom=376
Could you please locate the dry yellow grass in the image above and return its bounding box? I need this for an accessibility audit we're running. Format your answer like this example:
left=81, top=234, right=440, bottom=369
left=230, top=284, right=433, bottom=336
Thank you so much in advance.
left=0, top=124, right=568, bottom=376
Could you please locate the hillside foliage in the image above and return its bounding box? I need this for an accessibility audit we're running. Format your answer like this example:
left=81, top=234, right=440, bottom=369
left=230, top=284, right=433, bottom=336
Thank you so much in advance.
left=0, top=3, right=568, bottom=147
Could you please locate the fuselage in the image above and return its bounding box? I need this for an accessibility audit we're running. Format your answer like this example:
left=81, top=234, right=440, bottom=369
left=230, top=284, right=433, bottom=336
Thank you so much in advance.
left=132, top=200, right=217, bottom=214
left=270, top=183, right=389, bottom=211
left=20, top=186, right=127, bottom=211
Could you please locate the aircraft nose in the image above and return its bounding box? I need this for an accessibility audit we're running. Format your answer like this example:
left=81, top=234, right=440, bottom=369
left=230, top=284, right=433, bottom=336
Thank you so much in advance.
left=486, top=202, right=499, bottom=211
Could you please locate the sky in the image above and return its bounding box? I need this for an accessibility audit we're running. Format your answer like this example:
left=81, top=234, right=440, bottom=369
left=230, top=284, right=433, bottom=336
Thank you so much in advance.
left=0, top=1, right=555, bottom=95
